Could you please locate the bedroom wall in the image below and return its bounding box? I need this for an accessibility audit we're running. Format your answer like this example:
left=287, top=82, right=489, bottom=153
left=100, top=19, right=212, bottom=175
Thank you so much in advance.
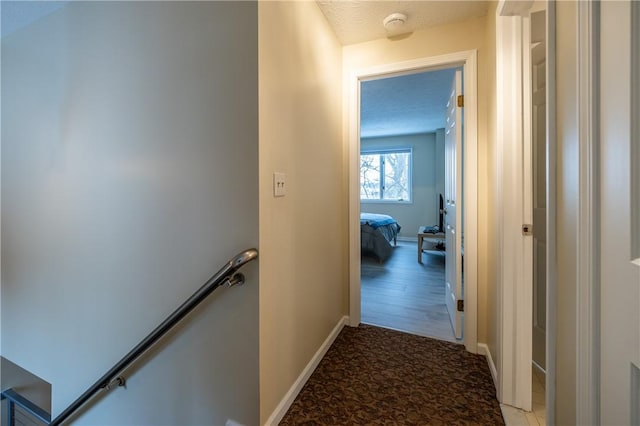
left=1, top=2, right=259, bottom=424
left=360, top=132, right=443, bottom=238
left=258, top=1, right=345, bottom=423
left=343, top=13, right=493, bottom=346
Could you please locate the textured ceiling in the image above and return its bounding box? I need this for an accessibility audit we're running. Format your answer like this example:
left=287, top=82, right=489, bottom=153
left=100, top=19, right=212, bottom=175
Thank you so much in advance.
left=316, top=0, right=490, bottom=45
left=360, top=68, right=457, bottom=138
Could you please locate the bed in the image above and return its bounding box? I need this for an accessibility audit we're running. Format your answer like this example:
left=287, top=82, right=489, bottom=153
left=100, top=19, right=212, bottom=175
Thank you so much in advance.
left=360, top=213, right=402, bottom=262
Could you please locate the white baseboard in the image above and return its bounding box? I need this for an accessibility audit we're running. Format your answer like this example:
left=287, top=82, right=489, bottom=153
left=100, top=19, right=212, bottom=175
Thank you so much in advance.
left=478, top=343, right=498, bottom=390
left=263, top=315, right=349, bottom=426
left=396, top=236, right=417, bottom=242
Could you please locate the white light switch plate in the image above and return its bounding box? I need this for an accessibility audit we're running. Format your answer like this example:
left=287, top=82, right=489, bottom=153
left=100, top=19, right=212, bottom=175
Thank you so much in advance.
left=273, top=172, right=286, bottom=197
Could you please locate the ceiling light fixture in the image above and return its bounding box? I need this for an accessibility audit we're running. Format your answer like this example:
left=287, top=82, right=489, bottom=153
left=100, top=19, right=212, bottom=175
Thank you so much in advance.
left=383, top=12, right=408, bottom=34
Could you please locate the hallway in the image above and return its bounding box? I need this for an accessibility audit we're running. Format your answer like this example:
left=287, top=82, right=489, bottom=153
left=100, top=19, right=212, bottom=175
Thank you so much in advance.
left=5, top=1, right=636, bottom=424
left=280, top=324, right=503, bottom=424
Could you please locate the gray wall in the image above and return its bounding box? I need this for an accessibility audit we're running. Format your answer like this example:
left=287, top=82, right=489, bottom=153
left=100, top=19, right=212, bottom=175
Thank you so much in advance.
left=360, top=132, right=444, bottom=238
left=1, top=2, right=259, bottom=424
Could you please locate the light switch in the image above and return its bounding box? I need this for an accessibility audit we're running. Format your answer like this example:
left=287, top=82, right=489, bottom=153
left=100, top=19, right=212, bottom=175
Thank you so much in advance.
left=273, top=172, right=286, bottom=197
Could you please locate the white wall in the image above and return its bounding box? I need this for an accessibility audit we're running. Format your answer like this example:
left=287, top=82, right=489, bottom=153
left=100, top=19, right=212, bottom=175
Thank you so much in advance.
left=1, top=2, right=259, bottom=424
left=360, top=132, right=444, bottom=238
left=599, top=1, right=640, bottom=423
left=258, top=1, right=346, bottom=422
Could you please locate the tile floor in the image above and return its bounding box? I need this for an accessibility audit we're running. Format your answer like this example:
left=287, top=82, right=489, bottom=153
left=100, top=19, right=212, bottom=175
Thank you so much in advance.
left=501, top=365, right=546, bottom=426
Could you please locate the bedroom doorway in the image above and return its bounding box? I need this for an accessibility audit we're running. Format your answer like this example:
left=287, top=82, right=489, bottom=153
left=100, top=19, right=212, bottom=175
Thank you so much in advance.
left=348, top=50, right=479, bottom=353
left=358, top=67, right=461, bottom=343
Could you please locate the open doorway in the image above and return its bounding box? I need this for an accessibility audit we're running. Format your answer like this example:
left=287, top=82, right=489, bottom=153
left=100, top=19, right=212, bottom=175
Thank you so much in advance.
left=358, top=68, right=461, bottom=343
left=348, top=51, right=479, bottom=354
left=497, top=0, right=551, bottom=416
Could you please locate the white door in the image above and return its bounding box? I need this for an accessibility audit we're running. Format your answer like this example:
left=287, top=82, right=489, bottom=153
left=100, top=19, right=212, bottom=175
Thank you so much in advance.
left=531, top=9, right=547, bottom=371
left=444, top=69, right=463, bottom=339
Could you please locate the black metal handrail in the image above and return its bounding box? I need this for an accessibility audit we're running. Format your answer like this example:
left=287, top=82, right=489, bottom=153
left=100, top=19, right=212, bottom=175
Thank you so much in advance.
left=1, top=388, right=51, bottom=425
left=17, top=248, right=259, bottom=426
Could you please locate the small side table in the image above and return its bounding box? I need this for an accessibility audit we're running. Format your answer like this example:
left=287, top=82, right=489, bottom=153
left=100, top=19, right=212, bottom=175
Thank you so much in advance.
left=417, top=226, right=446, bottom=263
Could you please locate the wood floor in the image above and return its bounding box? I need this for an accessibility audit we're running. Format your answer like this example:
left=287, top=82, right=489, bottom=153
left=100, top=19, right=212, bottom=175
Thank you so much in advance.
left=361, top=240, right=457, bottom=343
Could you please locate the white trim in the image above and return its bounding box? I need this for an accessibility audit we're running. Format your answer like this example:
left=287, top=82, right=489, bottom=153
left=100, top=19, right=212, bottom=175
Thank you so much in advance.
left=545, top=2, right=558, bottom=423
left=348, top=64, right=362, bottom=328
left=478, top=343, right=498, bottom=389
left=576, top=1, right=600, bottom=424
left=494, top=5, right=506, bottom=403
left=462, top=51, right=479, bottom=355
left=347, top=50, right=479, bottom=354
left=263, top=316, right=348, bottom=426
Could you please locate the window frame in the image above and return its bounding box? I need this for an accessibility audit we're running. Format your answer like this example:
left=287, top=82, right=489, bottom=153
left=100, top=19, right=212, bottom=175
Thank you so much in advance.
left=359, top=147, right=413, bottom=204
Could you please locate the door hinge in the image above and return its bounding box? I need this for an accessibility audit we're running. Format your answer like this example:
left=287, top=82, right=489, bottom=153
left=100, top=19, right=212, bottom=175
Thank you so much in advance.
left=522, top=224, right=533, bottom=236
left=457, top=95, right=464, bottom=107
left=457, top=299, right=464, bottom=312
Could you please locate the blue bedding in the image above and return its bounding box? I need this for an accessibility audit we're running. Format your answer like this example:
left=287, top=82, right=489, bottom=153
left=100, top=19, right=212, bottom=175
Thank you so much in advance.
left=360, top=213, right=401, bottom=262
left=360, top=213, right=398, bottom=229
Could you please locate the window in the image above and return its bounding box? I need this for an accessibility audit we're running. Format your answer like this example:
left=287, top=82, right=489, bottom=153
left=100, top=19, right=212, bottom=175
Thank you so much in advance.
left=360, top=148, right=412, bottom=202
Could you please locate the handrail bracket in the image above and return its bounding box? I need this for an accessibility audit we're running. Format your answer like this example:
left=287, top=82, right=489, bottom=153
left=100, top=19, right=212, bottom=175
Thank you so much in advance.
left=104, top=376, right=126, bottom=391
left=225, top=273, right=245, bottom=288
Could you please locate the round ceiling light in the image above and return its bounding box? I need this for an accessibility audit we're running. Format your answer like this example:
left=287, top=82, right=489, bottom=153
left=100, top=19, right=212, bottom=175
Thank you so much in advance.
left=383, top=12, right=408, bottom=33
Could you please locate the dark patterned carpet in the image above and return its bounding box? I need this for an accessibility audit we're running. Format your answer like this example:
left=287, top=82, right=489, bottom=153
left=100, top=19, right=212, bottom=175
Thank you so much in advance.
left=280, top=325, right=504, bottom=425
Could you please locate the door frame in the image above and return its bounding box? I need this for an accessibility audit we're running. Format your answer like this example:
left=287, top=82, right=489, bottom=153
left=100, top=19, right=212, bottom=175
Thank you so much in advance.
left=575, top=1, right=600, bottom=423
left=495, top=5, right=534, bottom=409
left=347, top=50, right=479, bottom=354
left=497, top=0, right=558, bottom=412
